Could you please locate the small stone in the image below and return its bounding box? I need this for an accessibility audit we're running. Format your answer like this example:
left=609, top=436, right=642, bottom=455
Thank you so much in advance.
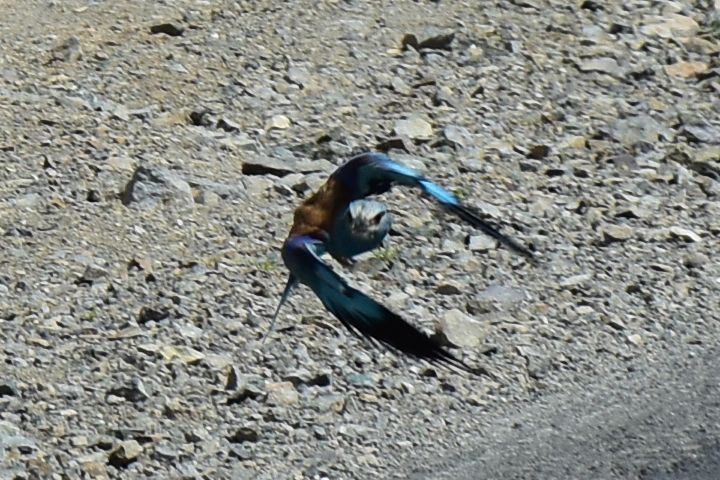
left=265, top=114, right=291, bottom=130
left=391, top=77, right=412, bottom=95
left=468, top=235, right=497, bottom=252
left=106, top=379, right=150, bottom=403
left=49, top=36, right=82, bottom=63
left=78, top=452, right=108, bottom=477
left=265, top=381, right=298, bottom=406
left=601, top=224, right=634, bottom=242
left=0, top=380, right=19, bottom=397
left=476, top=285, right=526, bottom=304
left=76, top=264, right=108, bottom=285
left=226, top=384, right=265, bottom=405
left=434, top=86, right=460, bottom=108
left=640, top=14, right=699, bottom=39
left=159, top=345, right=205, bottom=364
left=683, top=253, right=709, bottom=269
left=138, top=306, right=169, bottom=323
left=227, top=427, right=259, bottom=443
left=669, top=226, right=701, bottom=242
left=562, top=136, right=587, bottom=149
left=435, top=309, right=486, bottom=348
left=526, top=144, right=551, bottom=159
left=241, top=156, right=331, bottom=177
left=611, top=115, right=673, bottom=146
left=225, top=366, right=239, bottom=391
left=627, top=334, right=643, bottom=346
left=150, top=23, right=185, bottom=36
left=347, top=373, right=375, bottom=388
left=110, top=326, right=142, bottom=340
left=154, top=443, right=179, bottom=460
left=441, top=238, right=464, bottom=253
left=121, top=165, right=194, bottom=210
left=283, top=369, right=331, bottom=387
left=204, top=353, right=233, bottom=370
left=108, top=440, right=143, bottom=467
left=402, top=31, right=455, bottom=51
left=443, top=125, right=473, bottom=149
left=559, top=273, right=592, bottom=289
left=394, top=116, right=433, bottom=140
left=312, top=394, right=346, bottom=413
left=605, top=316, right=626, bottom=331
left=665, top=61, right=708, bottom=78
left=578, top=57, right=622, bottom=75
left=286, top=66, right=310, bottom=86
left=216, top=117, right=241, bottom=132
left=436, top=282, right=462, bottom=295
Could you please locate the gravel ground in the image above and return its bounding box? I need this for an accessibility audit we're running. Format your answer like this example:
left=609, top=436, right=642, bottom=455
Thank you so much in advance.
left=1, top=1, right=719, bottom=479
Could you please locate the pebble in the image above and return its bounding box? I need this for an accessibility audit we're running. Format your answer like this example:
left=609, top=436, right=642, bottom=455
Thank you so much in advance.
left=669, top=226, right=701, bottom=242
left=435, top=309, right=487, bottom=348
left=394, top=116, right=433, bottom=140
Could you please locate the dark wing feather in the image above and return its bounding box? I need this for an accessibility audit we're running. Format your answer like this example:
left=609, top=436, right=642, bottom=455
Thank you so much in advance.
left=342, top=152, right=535, bottom=260
left=282, top=235, right=475, bottom=374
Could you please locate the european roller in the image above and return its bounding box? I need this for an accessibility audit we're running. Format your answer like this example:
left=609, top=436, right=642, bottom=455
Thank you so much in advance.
left=267, top=151, right=534, bottom=373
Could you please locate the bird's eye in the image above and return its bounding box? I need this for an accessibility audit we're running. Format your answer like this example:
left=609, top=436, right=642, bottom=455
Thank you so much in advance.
left=371, top=212, right=385, bottom=224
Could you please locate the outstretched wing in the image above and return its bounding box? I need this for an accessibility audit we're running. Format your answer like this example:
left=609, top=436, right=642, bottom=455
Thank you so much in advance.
left=282, top=234, right=475, bottom=373
left=332, top=152, right=535, bottom=260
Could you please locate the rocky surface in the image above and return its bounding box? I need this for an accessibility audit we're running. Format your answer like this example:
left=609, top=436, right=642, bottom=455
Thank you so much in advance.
left=1, top=0, right=719, bottom=479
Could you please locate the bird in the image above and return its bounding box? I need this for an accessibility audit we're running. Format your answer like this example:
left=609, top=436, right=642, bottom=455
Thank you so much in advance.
left=266, top=151, right=535, bottom=373
left=264, top=198, right=392, bottom=338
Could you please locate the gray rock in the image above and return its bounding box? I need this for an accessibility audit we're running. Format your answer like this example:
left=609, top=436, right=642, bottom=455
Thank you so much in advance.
left=443, top=126, right=473, bottom=149
left=435, top=309, right=487, bottom=348
left=600, top=224, right=634, bottom=242
left=669, top=226, right=701, bottom=242
left=394, top=116, right=433, bottom=140
left=121, top=165, right=194, bottom=210
left=228, top=427, right=259, bottom=443
left=108, top=440, right=143, bottom=467
left=265, top=382, right=299, bottom=406
left=241, top=156, right=332, bottom=176
left=150, top=23, right=185, bottom=36
left=578, top=57, right=622, bottom=76
left=468, top=235, right=497, bottom=252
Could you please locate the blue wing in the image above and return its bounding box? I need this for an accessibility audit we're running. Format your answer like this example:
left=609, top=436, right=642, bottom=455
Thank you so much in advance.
left=282, top=234, right=476, bottom=373
left=332, top=152, right=535, bottom=260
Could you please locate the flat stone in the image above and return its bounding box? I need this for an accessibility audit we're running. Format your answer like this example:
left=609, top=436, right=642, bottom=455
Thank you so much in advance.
left=265, top=114, right=291, bottom=130
left=579, top=57, right=622, bottom=76
left=468, top=235, right=497, bottom=252
left=640, top=14, right=699, bottom=39
left=669, top=226, right=701, bottom=242
left=665, top=61, right=708, bottom=78
left=159, top=345, right=205, bottom=364
left=394, top=116, right=433, bottom=140
left=435, top=308, right=486, bottom=348
left=601, top=224, right=634, bottom=242
left=121, top=165, right=194, bottom=210
left=265, top=381, right=298, bottom=406
left=108, top=440, right=143, bottom=467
